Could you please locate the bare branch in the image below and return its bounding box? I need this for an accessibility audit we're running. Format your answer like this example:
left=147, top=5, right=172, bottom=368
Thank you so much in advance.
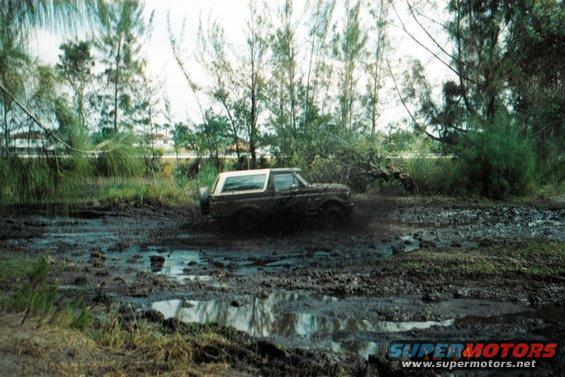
left=387, top=0, right=476, bottom=84
left=385, top=58, right=453, bottom=144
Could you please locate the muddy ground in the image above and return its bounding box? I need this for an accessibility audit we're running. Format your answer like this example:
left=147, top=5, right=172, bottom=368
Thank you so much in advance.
left=1, top=195, right=564, bottom=375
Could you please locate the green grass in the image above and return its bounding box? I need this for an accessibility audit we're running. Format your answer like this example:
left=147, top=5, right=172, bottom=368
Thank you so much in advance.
left=394, top=241, right=565, bottom=278
left=93, top=177, right=194, bottom=206
left=0, top=253, right=90, bottom=328
left=0, top=253, right=37, bottom=289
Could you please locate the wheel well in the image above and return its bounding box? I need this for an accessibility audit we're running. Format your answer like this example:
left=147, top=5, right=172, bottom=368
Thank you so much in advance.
left=321, top=200, right=346, bottom=210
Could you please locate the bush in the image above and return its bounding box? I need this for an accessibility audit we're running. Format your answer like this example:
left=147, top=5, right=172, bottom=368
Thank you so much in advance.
left=304, top=137, right=384, bottom=192
left=405, top=157, right=467, bottom=195
left=458, top=113, right=536, bottom=198
left=0, top=155, right=88, bottom=203
left=403, top=113, right=537, bottom=198
left=96, top=133, right=144, bottom=177
left=144, top=148, right=163, bottom=176
left=0, top=254, right=91, bottom=329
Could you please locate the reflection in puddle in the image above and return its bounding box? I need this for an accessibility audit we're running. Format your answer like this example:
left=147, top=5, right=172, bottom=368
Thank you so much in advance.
left=151, top=291, right=454, bottom=357
left=149, top=251, right=202, bottom=281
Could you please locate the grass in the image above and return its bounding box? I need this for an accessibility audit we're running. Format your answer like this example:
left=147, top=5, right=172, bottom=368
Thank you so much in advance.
left=0, top=146, right=214, bottom=206
left=394, top=241, right=565, bottom=278
left=0, top=252, right=238, bottom=376
left=0, top=253, right=89, bottom=328
left=0, top=312, right=237, bottom=376
left=93, top=177, right=195, bottom=206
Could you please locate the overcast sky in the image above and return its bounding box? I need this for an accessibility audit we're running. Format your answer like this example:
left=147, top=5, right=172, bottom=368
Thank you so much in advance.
left=31, top=0, right=453, bottom=132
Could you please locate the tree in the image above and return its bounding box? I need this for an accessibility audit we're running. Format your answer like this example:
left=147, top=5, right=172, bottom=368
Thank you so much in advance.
left=333, top=0, right=367, bottom=132
left=502, top=0, right=564, bottom=149
left=196, top=18, right=242, bottom=159
left=394, top=0, right=563, bottom=154
left=243, top=0, right=269, bottom=168
left=96, top=0, right=152, bottom=134
left=362, top=0, right=388, bottom=135
left=138, top=74, right=162, bottom=150
left=0, top=0, right=104, bottom=153
left=271, top=0, right=298, bottom=140
left=0, top=31, right=31, bottom=153
left=194, top=110, right=230, bottom=168
left=303, top=0, right=336, bottom=121
left=388, top=0, right=507, bottom=144
left=56, top=41, right=95, bottom=128
left=172, top=121, right=192, bottom=161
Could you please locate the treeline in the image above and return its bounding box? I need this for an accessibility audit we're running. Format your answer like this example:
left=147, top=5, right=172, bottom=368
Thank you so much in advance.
left=0, top=0, right=563, bottom=203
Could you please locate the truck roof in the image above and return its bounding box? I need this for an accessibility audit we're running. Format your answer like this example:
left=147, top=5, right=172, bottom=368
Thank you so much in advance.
left=217, top=168, right=300, bottom=178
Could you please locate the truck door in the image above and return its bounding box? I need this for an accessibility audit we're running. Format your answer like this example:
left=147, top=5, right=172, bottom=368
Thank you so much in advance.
left=272, top=172, right=303, bottom=217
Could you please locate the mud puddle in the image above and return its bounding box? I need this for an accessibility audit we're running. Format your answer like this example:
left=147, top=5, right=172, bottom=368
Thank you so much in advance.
left=149, top=291, right=453, bottom=358
left=1, top=198, right=562, bottom=369
left=147, top=290, right=530, bottom=359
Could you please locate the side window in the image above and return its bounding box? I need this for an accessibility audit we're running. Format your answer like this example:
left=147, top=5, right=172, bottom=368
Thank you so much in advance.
left=221, top=174, right=266, bottom=193
left=274, top=173, right=295, bottom=192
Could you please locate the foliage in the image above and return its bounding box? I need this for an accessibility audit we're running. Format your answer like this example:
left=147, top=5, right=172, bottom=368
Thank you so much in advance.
left=456, top=113, right=537, bottom=198
left=95, top=132, right=144, bottom=177
left=194, top=110, right=231, bottom=165
left=0, top=253, right=91, bottom=329
left=405, top=157, right=466, bottom=196
left=56, top=40, right=94, bottom=126
left=195, top=161, right=218, bottom=189
left=403, top=113, right=537, bottom=198
left=96, top=177, right=193, bottom=206
left=0, top=0, right=562, bottom=203
left=304, top=136, right=383, bottom=192
left=333, top=0, right=367, bottom=131
left=94, top=0, right=152, bottom=133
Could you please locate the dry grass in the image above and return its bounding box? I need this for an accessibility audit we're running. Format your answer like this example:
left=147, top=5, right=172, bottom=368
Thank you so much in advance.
left=0, top=253, right=246, bottom=376
left=0, top=313, right=246, bottom=377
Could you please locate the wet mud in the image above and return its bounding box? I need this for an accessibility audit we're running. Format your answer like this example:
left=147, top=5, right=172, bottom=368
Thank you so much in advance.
left=1, top=196, right=563, bottom=375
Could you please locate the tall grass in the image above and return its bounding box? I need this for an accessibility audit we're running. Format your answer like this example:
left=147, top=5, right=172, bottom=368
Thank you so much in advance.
left=95, top=132, right=144, bottom=177
left=0, top=132, right=150, bottom=205
left=0, top=254, right=92, bottom=329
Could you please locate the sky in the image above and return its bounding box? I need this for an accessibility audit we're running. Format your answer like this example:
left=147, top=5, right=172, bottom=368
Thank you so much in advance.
left=31, top=0, right=454, bottom=132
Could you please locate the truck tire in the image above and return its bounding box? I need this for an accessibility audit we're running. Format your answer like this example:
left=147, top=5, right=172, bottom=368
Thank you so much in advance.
left=322, top=203, right=348, bottom=229
left=198, top=187, right=210, bottom=214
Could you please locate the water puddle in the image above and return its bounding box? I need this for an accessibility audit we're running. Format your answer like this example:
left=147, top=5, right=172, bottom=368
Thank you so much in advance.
left=150, top=291, right=454, bottom=358
left=146, top=250, right=202, bottom=281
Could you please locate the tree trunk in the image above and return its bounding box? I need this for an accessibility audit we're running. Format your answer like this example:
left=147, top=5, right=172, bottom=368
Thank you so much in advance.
left=113, top=36, right=122, bottom=133
left=2, top=106, right=8, bottom=156
left=221, top=100, right=240, bottom=160
left=250, top=54, right=257, bottom=168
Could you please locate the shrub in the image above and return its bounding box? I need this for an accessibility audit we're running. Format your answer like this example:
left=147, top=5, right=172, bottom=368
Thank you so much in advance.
left=96, top=133, right=144, bottom=177
left=458, top=113, right=536, bottom=198
left=405, top=157, right=468, bottom=196
left=304, top=137, right=384, bottom=192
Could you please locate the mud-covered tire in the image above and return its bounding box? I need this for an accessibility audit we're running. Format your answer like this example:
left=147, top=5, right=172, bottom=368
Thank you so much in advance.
left=198, top=187, right=210, bottom=214
left=322, top=203, right=348, bottom=229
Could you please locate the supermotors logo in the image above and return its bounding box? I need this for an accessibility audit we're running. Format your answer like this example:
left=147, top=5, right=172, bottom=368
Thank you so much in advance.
left=386, top=341, right=558, bottom=369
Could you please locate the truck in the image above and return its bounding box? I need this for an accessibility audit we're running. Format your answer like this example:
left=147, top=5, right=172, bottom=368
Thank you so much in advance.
left=198, top=168, right=353, bottom=228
